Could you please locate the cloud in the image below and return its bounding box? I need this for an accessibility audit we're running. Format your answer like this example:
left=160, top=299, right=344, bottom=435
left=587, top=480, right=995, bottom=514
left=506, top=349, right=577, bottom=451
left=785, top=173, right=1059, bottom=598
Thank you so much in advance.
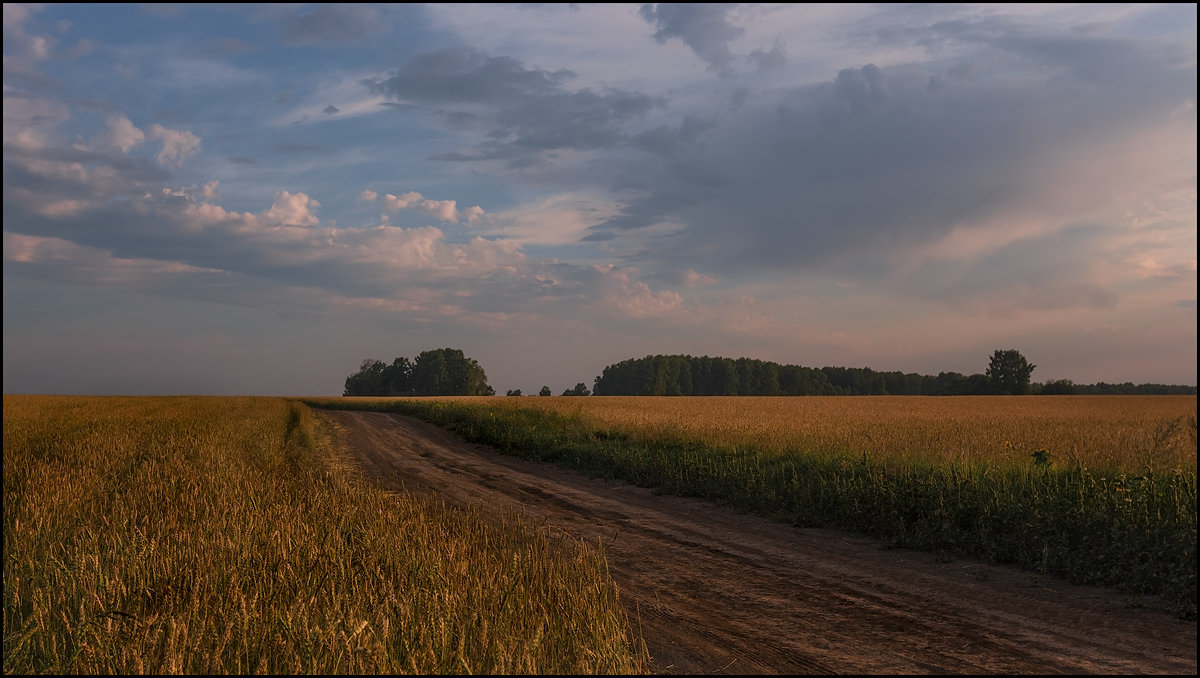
left=2, top=3, right=95, bottom=85
left=639, top=3, right=744, bottom=75
left=4, top=231, right=228, bottom=287
left=594, top=264, right=684, bottom=317
left=364, top=47, right=663, bottom=166
left=379, top=191, right=485, bottom=224
left=748, top=39, right=788, bottom=72
left=83, top=116, right=200, bottom=167
left=260, top=191, right=320, bottom=227
left=102, top=115, right=146, bottom=153
left=637, top=3, right=789, bottom=76
left=276, top=4, right=391, bottom=45
left=146, top=124, right=201, bottom=167
left=363, top=46, right=575, bottom=104
left=3, top=133, right=693, bottom=330
left=631, top=114, right=716, bottom=155
left=582, top=24, right=1196, bottom=295
left=462, top=205, right=485, bottom=224
left=644, top=268, right=718, bottom=287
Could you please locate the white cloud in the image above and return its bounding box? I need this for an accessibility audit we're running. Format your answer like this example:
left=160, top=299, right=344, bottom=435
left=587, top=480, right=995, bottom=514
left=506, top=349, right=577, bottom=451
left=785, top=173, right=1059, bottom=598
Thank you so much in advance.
left=484, top=192, right=618, bottom=247
left=380, top=190, right=485, bottom=224
left=589, top=264, right=684, bottom=317
left=462, top=205, right=485, bottom=224
left=260, top=190, right=321, bottom=227
left=147, top=124, right=201, bottom=167
left=103, top=115, right=145, bottom=153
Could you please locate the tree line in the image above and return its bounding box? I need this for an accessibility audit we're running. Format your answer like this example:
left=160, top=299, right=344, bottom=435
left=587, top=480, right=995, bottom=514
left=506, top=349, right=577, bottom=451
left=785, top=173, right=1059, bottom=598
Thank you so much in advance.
left=344, top=348, right=494, bottom=396
left=590, top=350, right=1196, bottom=396
left=344, top=347, right=1195, bottom=397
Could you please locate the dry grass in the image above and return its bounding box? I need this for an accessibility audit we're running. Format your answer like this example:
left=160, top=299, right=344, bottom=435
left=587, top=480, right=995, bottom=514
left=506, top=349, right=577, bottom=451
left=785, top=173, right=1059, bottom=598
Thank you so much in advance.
left=2, top=395, right=649, bottom=675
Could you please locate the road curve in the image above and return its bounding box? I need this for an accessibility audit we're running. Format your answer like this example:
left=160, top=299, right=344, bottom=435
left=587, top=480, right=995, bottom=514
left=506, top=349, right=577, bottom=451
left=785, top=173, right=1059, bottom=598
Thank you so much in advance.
left=321, top=409, right=1197, bottom=675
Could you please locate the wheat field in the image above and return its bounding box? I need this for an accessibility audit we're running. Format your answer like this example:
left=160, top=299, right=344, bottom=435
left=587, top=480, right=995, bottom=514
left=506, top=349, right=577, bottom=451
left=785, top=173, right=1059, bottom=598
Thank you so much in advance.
left=2, top=395, right=649, bottom=674
left=363, top=395, right=1198, bottom=471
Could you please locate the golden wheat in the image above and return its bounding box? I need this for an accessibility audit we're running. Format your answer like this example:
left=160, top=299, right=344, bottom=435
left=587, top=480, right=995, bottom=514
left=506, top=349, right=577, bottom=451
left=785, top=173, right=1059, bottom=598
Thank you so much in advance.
left=352, top=395, right=1197, bottom=471
left=3, top=395, right=649, bottom=675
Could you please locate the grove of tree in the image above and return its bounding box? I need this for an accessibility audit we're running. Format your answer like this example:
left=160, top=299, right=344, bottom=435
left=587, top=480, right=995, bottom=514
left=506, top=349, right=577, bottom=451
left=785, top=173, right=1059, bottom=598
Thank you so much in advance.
left=344, top=348, right=494, bottom=396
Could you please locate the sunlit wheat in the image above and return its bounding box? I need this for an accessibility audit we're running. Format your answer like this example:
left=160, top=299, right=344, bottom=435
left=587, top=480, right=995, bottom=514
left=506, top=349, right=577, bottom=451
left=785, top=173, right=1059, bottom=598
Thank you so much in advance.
left=3, top=395, right=649, bottom=674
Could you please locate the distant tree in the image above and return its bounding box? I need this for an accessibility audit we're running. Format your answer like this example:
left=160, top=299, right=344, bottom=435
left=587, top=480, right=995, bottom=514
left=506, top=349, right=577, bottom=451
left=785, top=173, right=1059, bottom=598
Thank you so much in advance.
left=588, top=351, right=1195, bottom=397
left=343, top=348, right=493, bottom=396
left=1039, top=379, right=1076, bottom=395
left=965, top=373, right=991, bottom=395
left=506, top=389, right=522, bottom=396
left=344, top=358, right=386, bottom=396
left=539, top=385, right=552, bottom=396
left=986, top=349, right=1036, bottom=395
left=562, top=382, right=591, bottom=396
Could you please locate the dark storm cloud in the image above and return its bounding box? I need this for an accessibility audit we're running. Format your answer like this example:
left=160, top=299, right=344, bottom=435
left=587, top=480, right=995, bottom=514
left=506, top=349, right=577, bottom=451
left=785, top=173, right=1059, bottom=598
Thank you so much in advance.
left=631, top=114, right=716, bottom=155
left=748, top=40, right=788, bottom=72
left=585, top=23, right=1196, bottom=281
left=363, top=47, right=574, bottom=105
left=639, top=3, right=744, bottom=75
left=365, top=47, right=663, bottom=167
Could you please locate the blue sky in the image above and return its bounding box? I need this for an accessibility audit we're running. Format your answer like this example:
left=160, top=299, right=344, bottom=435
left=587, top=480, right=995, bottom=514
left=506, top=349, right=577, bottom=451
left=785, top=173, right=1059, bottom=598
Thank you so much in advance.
left=3, top=3, right=1196, bottom=395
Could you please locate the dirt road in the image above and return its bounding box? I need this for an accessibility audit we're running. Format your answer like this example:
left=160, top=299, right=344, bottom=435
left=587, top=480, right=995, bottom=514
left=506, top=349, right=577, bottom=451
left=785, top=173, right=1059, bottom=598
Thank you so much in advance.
left=321, top=409, right=1197, bottom=675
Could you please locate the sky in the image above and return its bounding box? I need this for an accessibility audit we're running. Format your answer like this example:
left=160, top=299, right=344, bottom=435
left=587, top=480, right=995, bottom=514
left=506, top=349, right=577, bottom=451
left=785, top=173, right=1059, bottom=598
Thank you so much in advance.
left=3, top=3, right=1196, bottom=396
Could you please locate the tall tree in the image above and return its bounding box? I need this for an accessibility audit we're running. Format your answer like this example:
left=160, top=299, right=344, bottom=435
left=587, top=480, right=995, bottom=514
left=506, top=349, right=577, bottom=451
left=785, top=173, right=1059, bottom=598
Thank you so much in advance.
left=986, top=349, right=1036, bottom=395
left=381, top=357, right=414, bottom=395
left=344, top=359, right=386, bottom=396
left=411, top=348, right=494, bottom=396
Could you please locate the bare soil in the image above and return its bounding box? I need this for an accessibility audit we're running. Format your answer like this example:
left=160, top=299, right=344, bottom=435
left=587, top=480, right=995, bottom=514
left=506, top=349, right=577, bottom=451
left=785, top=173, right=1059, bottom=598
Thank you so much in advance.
left=321, top=409, right=1197, bottom=675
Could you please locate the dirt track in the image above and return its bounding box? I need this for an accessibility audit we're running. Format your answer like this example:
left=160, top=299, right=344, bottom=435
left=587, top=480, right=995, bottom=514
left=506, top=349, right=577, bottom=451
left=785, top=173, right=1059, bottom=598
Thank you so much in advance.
left=321, top=409, right=1197, bottom=675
